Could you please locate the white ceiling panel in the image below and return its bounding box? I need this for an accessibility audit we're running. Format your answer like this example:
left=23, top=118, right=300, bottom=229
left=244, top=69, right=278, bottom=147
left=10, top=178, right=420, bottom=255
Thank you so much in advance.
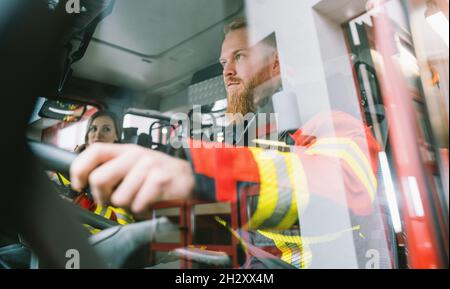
left=72, top=0, right=244, bottom=99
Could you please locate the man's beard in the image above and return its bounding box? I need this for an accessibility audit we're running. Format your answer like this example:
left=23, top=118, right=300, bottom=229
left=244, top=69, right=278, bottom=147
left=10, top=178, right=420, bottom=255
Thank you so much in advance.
left=226, top=82, right=255, bottom=117
left=226, top=68, right=272, bottom=118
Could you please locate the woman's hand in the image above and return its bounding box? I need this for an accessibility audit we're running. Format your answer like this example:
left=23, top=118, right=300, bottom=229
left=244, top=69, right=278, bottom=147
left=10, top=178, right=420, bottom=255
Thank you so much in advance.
left=70, top=143, right=195, bottom=218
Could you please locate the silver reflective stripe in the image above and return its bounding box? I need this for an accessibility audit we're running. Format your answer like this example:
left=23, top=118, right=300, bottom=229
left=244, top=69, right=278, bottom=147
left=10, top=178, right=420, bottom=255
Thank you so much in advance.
left=98, top=206, right=107, bottom=217
left=115, top=212, right=133, bottom=224
left=287, top=242, right=302, bottom=269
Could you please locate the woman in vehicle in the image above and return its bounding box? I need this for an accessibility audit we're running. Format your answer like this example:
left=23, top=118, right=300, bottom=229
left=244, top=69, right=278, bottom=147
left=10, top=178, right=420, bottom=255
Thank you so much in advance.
left=69, top=110, right=135, bottom=232
left=75, top=110, right=121, bottom=153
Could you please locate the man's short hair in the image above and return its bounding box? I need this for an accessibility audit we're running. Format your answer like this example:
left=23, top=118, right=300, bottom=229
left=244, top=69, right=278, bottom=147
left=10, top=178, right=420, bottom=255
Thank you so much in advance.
left=224, top=18, right=277, bottom=50
left=223, top=17, right=247, bottom=35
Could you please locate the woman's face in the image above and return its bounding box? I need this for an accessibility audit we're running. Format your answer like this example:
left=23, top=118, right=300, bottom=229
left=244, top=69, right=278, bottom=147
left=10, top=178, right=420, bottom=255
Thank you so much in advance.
left=87, top=115, right=118, bottom=145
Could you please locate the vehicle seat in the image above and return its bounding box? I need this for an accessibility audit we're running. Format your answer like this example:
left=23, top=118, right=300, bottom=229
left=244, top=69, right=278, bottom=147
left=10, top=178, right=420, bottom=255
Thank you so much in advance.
left=137, top=133, right=151, bottom=148
left=122, top=127, right=138, bottom=144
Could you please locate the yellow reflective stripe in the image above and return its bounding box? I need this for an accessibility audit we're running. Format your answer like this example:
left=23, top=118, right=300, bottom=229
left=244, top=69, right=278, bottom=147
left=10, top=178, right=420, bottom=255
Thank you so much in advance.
left=258, top=230, right=303, bottom=268
left=310, top=138, right=377, bottom=187
left=94, top=205, right=112, bottom=219
left=111, top=207, right=129, bottom=216
left=94, top=205, right=134, bottom=225
left=259, top=225, right=360, bottom=268
left=94, top=205, right=103, bottom=215
left=305, top=148, right=376, bottom=203
left=306, top=137, right=377, bottom=203
left=258, top=230, right=303, bottom=244
left=111, top=207, right=134, bottom=224
left=115, top=219, right=127, bottom=225
left=273, top=239, right=293, bottom=266
left=83, top=224, right=101, bottom=235
left=279, top=153, right=308, bottom=228
left=57, top=173, right=71, bottom=186
left=321, top=138, right=375, bottom=183
left=260, top=226, right=361, bottom=246
left=215, top=216, right=249, bottom=254
left=248, top=148, right=279, bottom=229
left=260, top=152, right=293, bottom=229
left=57, top=172, right=133, bottom=224
left=248, top=148, right=307, bottom=230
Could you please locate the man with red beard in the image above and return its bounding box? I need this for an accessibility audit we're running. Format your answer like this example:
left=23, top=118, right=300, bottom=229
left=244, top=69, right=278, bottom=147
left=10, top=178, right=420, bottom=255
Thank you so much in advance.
left=221, top=19, right=281, bottom=146
left=70, top=19, right=382, bottom=268
left=222, top=19, right=280, bottom=118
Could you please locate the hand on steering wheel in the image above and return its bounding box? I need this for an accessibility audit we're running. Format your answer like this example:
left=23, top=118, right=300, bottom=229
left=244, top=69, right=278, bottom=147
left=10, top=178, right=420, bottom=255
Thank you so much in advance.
left=70, top=143, right=195, bottom=218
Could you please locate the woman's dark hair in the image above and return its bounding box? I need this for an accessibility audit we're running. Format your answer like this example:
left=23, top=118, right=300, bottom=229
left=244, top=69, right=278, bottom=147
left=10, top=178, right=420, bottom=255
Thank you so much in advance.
left=84, top=110, right=121, bottom=144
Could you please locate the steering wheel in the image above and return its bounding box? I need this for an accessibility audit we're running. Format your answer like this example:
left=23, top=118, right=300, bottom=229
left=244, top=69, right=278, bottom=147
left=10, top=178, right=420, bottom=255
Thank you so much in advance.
left=25, top=141, right=233, bottom=269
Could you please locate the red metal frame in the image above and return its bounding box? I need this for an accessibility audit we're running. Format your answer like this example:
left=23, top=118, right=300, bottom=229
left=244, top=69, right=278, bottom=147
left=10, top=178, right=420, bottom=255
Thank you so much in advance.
left=341, top=1, right=447, bottom=268
left=150, top=199, right=242, bottom=268
left=370, top=0, right=445, bottom=268
left=149, top=200, right=186, bottom=268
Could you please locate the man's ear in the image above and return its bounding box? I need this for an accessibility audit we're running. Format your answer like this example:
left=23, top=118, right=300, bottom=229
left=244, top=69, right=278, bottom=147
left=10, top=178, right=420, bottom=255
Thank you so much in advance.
left=272, top=53, right=280, bottom=75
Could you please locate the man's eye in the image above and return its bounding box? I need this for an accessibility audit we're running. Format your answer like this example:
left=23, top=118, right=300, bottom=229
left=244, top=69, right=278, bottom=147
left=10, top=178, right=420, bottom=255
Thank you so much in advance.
left=220, top=61, right=227, bottom=67
left=235, top=53, right=245, bottom=62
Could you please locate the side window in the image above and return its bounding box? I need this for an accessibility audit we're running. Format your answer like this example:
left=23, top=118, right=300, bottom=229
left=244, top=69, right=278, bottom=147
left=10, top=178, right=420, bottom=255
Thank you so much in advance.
left=122, top=113, right=172, bottom=149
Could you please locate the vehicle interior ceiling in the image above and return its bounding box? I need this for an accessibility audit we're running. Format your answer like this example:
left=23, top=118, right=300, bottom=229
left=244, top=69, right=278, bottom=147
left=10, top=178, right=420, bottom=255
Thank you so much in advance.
left=28, top=0, right=245, bottom=140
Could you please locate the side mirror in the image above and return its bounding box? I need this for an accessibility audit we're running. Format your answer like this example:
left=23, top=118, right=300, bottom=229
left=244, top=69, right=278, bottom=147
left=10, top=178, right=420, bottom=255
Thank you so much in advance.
left=38, top=99, right=87, bottom=122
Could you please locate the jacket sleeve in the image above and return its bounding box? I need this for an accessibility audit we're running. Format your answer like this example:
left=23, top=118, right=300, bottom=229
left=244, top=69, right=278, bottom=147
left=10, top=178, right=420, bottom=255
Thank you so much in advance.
left=188, top=140, right=261, bottom=203
left=188, top=110, right=380, bottom=228
left=295, top=111, right=380, bottom=216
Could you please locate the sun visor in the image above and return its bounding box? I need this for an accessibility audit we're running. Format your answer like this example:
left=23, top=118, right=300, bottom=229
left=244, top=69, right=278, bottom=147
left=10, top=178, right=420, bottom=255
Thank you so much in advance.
left=60, top=0, right=116, bottom=42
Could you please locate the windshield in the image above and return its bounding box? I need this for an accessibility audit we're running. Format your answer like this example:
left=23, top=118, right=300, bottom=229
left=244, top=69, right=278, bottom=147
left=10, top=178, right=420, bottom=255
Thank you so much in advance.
left=11, top=0, right=449, bottom=270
